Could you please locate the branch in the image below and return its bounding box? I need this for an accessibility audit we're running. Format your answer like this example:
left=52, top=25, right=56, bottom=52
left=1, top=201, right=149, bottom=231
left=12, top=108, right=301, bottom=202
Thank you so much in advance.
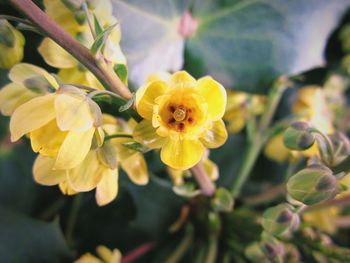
left=190, top=162, right=216, bottom=197
left=9, top=0, right=132, bottom=100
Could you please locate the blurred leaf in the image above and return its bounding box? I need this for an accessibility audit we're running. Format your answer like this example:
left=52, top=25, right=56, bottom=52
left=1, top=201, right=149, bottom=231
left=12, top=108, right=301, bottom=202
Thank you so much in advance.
left=118, top=92, right=134, bottom=112
left=211, top=187, right=234, bottom=212
left=91, top=23, right=117, bottom=55
left=112, top=0, right=189, bottom=86
left=114, top=63, right=128, bottom=85
left=113, top=0, right=349, bottom=92
left=0, top=206, right=71, bottom=262
left=127, top=175, right=185, bottom=238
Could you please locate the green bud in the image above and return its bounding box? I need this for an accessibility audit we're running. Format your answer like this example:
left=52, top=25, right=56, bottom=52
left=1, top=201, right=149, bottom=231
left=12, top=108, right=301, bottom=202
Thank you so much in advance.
left=245, top=242, right=267, bottom=262
left=74, top=10, right=87, bottom=25
left=61, top=0, right=84, bottom=10
left=211, top=187, right=234, bottom=212
left=0, top=20, right=25, bottom=69
left=173, top=182, right=201, bottom=198
left=283, top=122, right=315, bottom=150
left=23, top=76, right=51, bottom=93
left=262, top=203, right=299, bottom=237
left=261, top=232, right=285, bottom=260
left=287, top=164, right=338, bottom=205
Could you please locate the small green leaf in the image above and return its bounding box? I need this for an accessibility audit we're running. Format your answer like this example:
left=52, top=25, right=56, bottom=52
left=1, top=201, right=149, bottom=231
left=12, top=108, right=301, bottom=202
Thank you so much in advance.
left=90, top=23, right=117, bottom=55
left=93, top=14, right=103, bottom=36
left=119, top=93, right=134, bottom=112
left=173, top=182, right=201, bottom=198
left=211, top=187, right=234, bottom=212
left=114, top=63, right=128, bottom=84
left=122, top=141, right=150, bottom=153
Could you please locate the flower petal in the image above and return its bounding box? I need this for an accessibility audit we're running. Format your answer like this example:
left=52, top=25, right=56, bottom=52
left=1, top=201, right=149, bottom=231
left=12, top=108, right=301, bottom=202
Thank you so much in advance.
left=95, top=168, right=119, bottom=206
left=169, top=71, right=196, bottom=88
left=133, top=120, right=167, bottom=149
left=30, top=119, right=68, bottom=157
left=32, top=155, right=66, bottom=186
left=200, top=120, right=228, bottom=148
left=55, top=91, right=94, bottom=132
left=59, top=181, right=77, bottom=196
left=120, top=152, right=148, bottom=185
left=54, top=128, right=95, bottom=170
left=197, top=76, right=226, bottom=121
left=67, top=150, right=102, bottom=192
left=161, top=139, right=205, bottom=169
left=38, top=38, right=77, bottom=68
left=135, top=80, right=168, bottom=120
left=264, top=134, right=290, bottom=163
left=0, top=83, right=37, bottom=116
left=10, top=93, right=56, bottom=141
left=9, top=63, right=58, bottom=90
left=203, top=158, right=219, bottom=181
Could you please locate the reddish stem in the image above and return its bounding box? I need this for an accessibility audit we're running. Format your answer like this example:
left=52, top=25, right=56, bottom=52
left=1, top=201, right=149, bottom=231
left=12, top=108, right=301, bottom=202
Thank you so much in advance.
left=121, top=242, right=155, bottom=263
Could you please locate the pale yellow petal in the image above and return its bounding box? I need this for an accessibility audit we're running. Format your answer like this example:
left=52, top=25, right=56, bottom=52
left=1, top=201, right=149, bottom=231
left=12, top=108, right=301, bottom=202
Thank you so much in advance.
left=203, top=158, right=219, bottom=181
left=38, top=38, right=77, bottom=68
left=96, top=246, right=113, bottom=262
left=161, top=139, right=205, bottom=169
left=10, top=93, right=56, bottom=141
left=169, top=71, right=196, bottom=88
left=120, top=152, right=148, bottom=185
left=197, top=76, right=226, bottom=121
left=0, top=83, right=37, bottom=116
left=67, top=150, right=102, bottom=192
left=55, top=91, right=94, bottom=132
left=264, top=134, right=290, bottom=163
left=59, top=180, right=77, bottom=196
left=9, top=63, right=58, bottom=89
left=32, top=155, right=66, bottom=186
left=200, top=119, right=228, bottom=148
left=74, top=253, right=102, bottom=263
left=95, top=168, right=119, bottom=206
left=54, top=128, right=95, bottom=170
left=133, top=120, right=167, bottom=149
left=135, top=81, right=168, bottom=120
left=30, top=119, right=68, bottom=157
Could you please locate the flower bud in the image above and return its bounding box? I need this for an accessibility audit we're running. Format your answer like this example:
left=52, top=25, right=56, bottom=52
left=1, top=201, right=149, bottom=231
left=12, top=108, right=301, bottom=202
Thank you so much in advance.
left=283, top=122, right=315, bottom=151
left=261, top=232, right=285, bottom=260
left=0, top=20, right=25, bottom=69
left=61, top=0, right=85, bottom=10
left=287, top=164, right=338, bottom=205
left=262, top=203, right=300, bottom=237
left=245, top=242, right=266, bottom=262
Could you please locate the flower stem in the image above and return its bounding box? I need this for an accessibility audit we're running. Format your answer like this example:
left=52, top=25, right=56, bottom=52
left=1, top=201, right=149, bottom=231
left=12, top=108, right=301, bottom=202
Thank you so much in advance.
left=65, top=194, right=83, bottom=245
left=191, top=162, right=216, bottom=197
left=230, top=77, right=288, bottom=197
left=9, top=0, right=132, bottom=100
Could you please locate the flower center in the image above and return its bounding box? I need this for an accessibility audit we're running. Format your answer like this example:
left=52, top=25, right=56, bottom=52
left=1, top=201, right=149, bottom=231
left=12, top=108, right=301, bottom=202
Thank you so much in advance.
left=173, top=107, right=186, bottom=122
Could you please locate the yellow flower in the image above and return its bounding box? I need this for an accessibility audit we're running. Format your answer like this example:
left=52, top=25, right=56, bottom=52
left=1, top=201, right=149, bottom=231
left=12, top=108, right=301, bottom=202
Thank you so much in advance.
left=33, top=115, right=148, bottom=206
left=10, top=85, right=101, bottom=170
left=0, top=19, right=25, bottom=69
left=75, top=245, right=122, bottom=263
left=168, top=150, right=218, bottom=186
left=303, top=207, right=340, bottom=234
left=224, top=91, right=266, bottom=133
left=264, top=86, right=333, bottom=163
left=0, top=63, right=57, bottom=116
left=39, top=0, right=126, bottom=88
left=133, top=71, right=227, bottom=169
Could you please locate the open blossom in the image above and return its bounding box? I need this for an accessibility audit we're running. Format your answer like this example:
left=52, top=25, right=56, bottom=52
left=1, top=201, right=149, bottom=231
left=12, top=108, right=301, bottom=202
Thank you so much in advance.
left=33, top=114, right=148, bottom=206
left=10, top=85, right=102, bottom=170
left=38, top=0, right=126, bottom=88
left=0, top=63, right=58, bottom=116
left=133, top=71, right=227, bottom=169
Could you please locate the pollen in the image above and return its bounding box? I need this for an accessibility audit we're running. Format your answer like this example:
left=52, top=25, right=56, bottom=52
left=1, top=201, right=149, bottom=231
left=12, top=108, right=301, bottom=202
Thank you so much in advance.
left=173, top=107, right=187, bottom=122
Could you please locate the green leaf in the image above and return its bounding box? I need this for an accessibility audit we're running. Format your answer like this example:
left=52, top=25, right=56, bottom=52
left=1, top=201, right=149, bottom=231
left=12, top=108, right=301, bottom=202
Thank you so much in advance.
left=173, top=182, right=201, bottom=198
left=114, top=63, right=128, bottom=84
left=122, top=141, right=150, bottom=153
left=211, top=187, right=234, bottom=212
left=0, top=206, right=71, bottom=262
left=93, top=14, right=103, bottom=36
left=118, top=92, right=134, bottom=112
left=113, top=0, right=349, bottom=92
left=127, top=175, right=185, bottom=238
left=90, top=23, right=117, bottom=55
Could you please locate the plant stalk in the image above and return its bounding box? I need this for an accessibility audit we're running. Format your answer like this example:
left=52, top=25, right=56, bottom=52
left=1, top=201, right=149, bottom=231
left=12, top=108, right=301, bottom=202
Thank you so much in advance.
left=9, top=0, right=132, bottom=99
left=191, top=162, right=216, bottom=196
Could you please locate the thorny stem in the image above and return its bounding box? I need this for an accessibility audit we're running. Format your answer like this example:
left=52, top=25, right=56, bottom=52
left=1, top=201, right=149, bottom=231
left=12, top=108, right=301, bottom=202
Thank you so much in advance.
left=191, top=162, right=216, bottom=196
left=231, top=77, right=288, bottom=197
left=9, top=0, right=132, bottom=99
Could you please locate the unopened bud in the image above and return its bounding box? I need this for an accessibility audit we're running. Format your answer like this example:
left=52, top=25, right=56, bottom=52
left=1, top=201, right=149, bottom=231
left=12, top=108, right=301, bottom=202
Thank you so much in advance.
left=284, top=122, right=315, bottom=151
left=61, top=0, right=85, bottom=10
left=0, top=20, right=25, bottom=69
left=287, top=164, right=338, bottom=205
left=262, top=203, right=299, bottom=237
left=261, top=232, right=285, bottom=260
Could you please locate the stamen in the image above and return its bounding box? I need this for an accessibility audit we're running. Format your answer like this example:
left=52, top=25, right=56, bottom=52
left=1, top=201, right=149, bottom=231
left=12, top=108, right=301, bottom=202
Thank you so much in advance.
left=174, top=108, right=186, bottom=122
left=178, top=123, right=185, bottom=131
